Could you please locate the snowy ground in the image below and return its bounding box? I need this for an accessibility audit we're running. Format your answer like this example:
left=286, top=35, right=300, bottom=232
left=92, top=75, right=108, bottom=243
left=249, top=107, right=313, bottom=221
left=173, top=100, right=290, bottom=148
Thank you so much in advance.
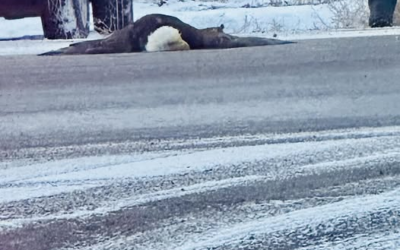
left=2, top=126, right=400, bottom=249
left=1, top=0, right=400, bottom=56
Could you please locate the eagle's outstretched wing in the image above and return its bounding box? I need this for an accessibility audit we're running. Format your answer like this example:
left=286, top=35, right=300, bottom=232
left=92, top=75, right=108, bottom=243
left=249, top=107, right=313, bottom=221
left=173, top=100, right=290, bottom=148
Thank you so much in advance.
left=39, top=24, right=135, bottom=56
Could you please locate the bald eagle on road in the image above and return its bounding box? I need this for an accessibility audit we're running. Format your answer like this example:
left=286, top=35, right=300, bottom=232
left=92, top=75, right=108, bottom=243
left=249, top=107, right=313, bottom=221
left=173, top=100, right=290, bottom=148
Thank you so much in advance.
left=40, top=14, right=293, bottom=56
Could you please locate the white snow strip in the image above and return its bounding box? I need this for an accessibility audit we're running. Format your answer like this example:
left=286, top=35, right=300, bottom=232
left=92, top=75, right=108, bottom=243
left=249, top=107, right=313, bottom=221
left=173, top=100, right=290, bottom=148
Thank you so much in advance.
left=0, top=182, right=102, bottom=204
left=9, top=136, right=400, bottom=184
left=2, top=124, right=400, bottom=170
left=0, top=31, right=103, bottom=56
left=0, top=151, right=183, bottom=184
left=0, top=175, right=264, bottom=230
left=277, top=27, right=400, bottom=41
left=169, top=125, right=400, bottom=148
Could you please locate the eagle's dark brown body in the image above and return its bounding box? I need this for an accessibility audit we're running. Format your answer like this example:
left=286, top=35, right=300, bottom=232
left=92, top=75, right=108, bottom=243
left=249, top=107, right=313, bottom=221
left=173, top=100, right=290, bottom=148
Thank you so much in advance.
left=40, top=14, right=293, bottom=56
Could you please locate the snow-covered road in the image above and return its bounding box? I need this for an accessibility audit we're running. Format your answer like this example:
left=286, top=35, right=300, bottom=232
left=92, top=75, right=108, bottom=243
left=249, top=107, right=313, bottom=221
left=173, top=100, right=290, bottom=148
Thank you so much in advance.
left=2, top=127, right=400, bottom=250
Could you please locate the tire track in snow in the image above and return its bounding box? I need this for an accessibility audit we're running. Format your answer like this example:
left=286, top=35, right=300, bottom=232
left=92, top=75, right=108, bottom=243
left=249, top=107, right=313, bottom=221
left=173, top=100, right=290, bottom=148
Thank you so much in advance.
left=0, top=175, right=265, bottom=229
left=60, top=176, right=400, bottom=250
left=171, top=187, right=400, bottom=250
left=2, top=141, right=400, bottom=224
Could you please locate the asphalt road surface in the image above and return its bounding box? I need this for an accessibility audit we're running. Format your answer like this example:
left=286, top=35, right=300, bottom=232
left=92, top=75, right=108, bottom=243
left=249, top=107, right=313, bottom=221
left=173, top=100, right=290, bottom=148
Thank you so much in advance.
left=1, top=35, right=400, bottom=250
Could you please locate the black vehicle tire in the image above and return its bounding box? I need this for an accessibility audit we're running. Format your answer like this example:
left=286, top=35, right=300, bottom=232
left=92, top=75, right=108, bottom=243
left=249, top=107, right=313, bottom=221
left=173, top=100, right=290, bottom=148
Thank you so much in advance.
left=91, top=0, right=133, bottom=34
left=41, top=0, right=90, bottom=39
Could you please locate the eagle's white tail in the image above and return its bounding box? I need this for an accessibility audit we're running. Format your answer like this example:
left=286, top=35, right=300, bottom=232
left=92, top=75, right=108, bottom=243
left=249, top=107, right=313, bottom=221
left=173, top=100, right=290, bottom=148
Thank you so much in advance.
left=145, top=26, right=190, bottom=52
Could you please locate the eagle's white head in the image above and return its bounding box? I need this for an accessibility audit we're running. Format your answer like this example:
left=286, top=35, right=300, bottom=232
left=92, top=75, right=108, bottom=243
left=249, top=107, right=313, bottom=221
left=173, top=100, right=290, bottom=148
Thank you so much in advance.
left=145, top=26, right=190, bottom=52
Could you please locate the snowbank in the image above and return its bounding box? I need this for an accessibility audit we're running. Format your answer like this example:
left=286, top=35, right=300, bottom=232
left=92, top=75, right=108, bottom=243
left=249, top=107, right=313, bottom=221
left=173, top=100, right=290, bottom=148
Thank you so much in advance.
left=0, top=0, right=345, bottom=39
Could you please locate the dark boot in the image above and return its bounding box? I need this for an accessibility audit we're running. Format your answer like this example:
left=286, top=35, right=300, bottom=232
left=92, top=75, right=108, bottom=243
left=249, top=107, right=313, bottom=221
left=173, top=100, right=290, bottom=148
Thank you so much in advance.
left=368, top=0, right=397, bottom=27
